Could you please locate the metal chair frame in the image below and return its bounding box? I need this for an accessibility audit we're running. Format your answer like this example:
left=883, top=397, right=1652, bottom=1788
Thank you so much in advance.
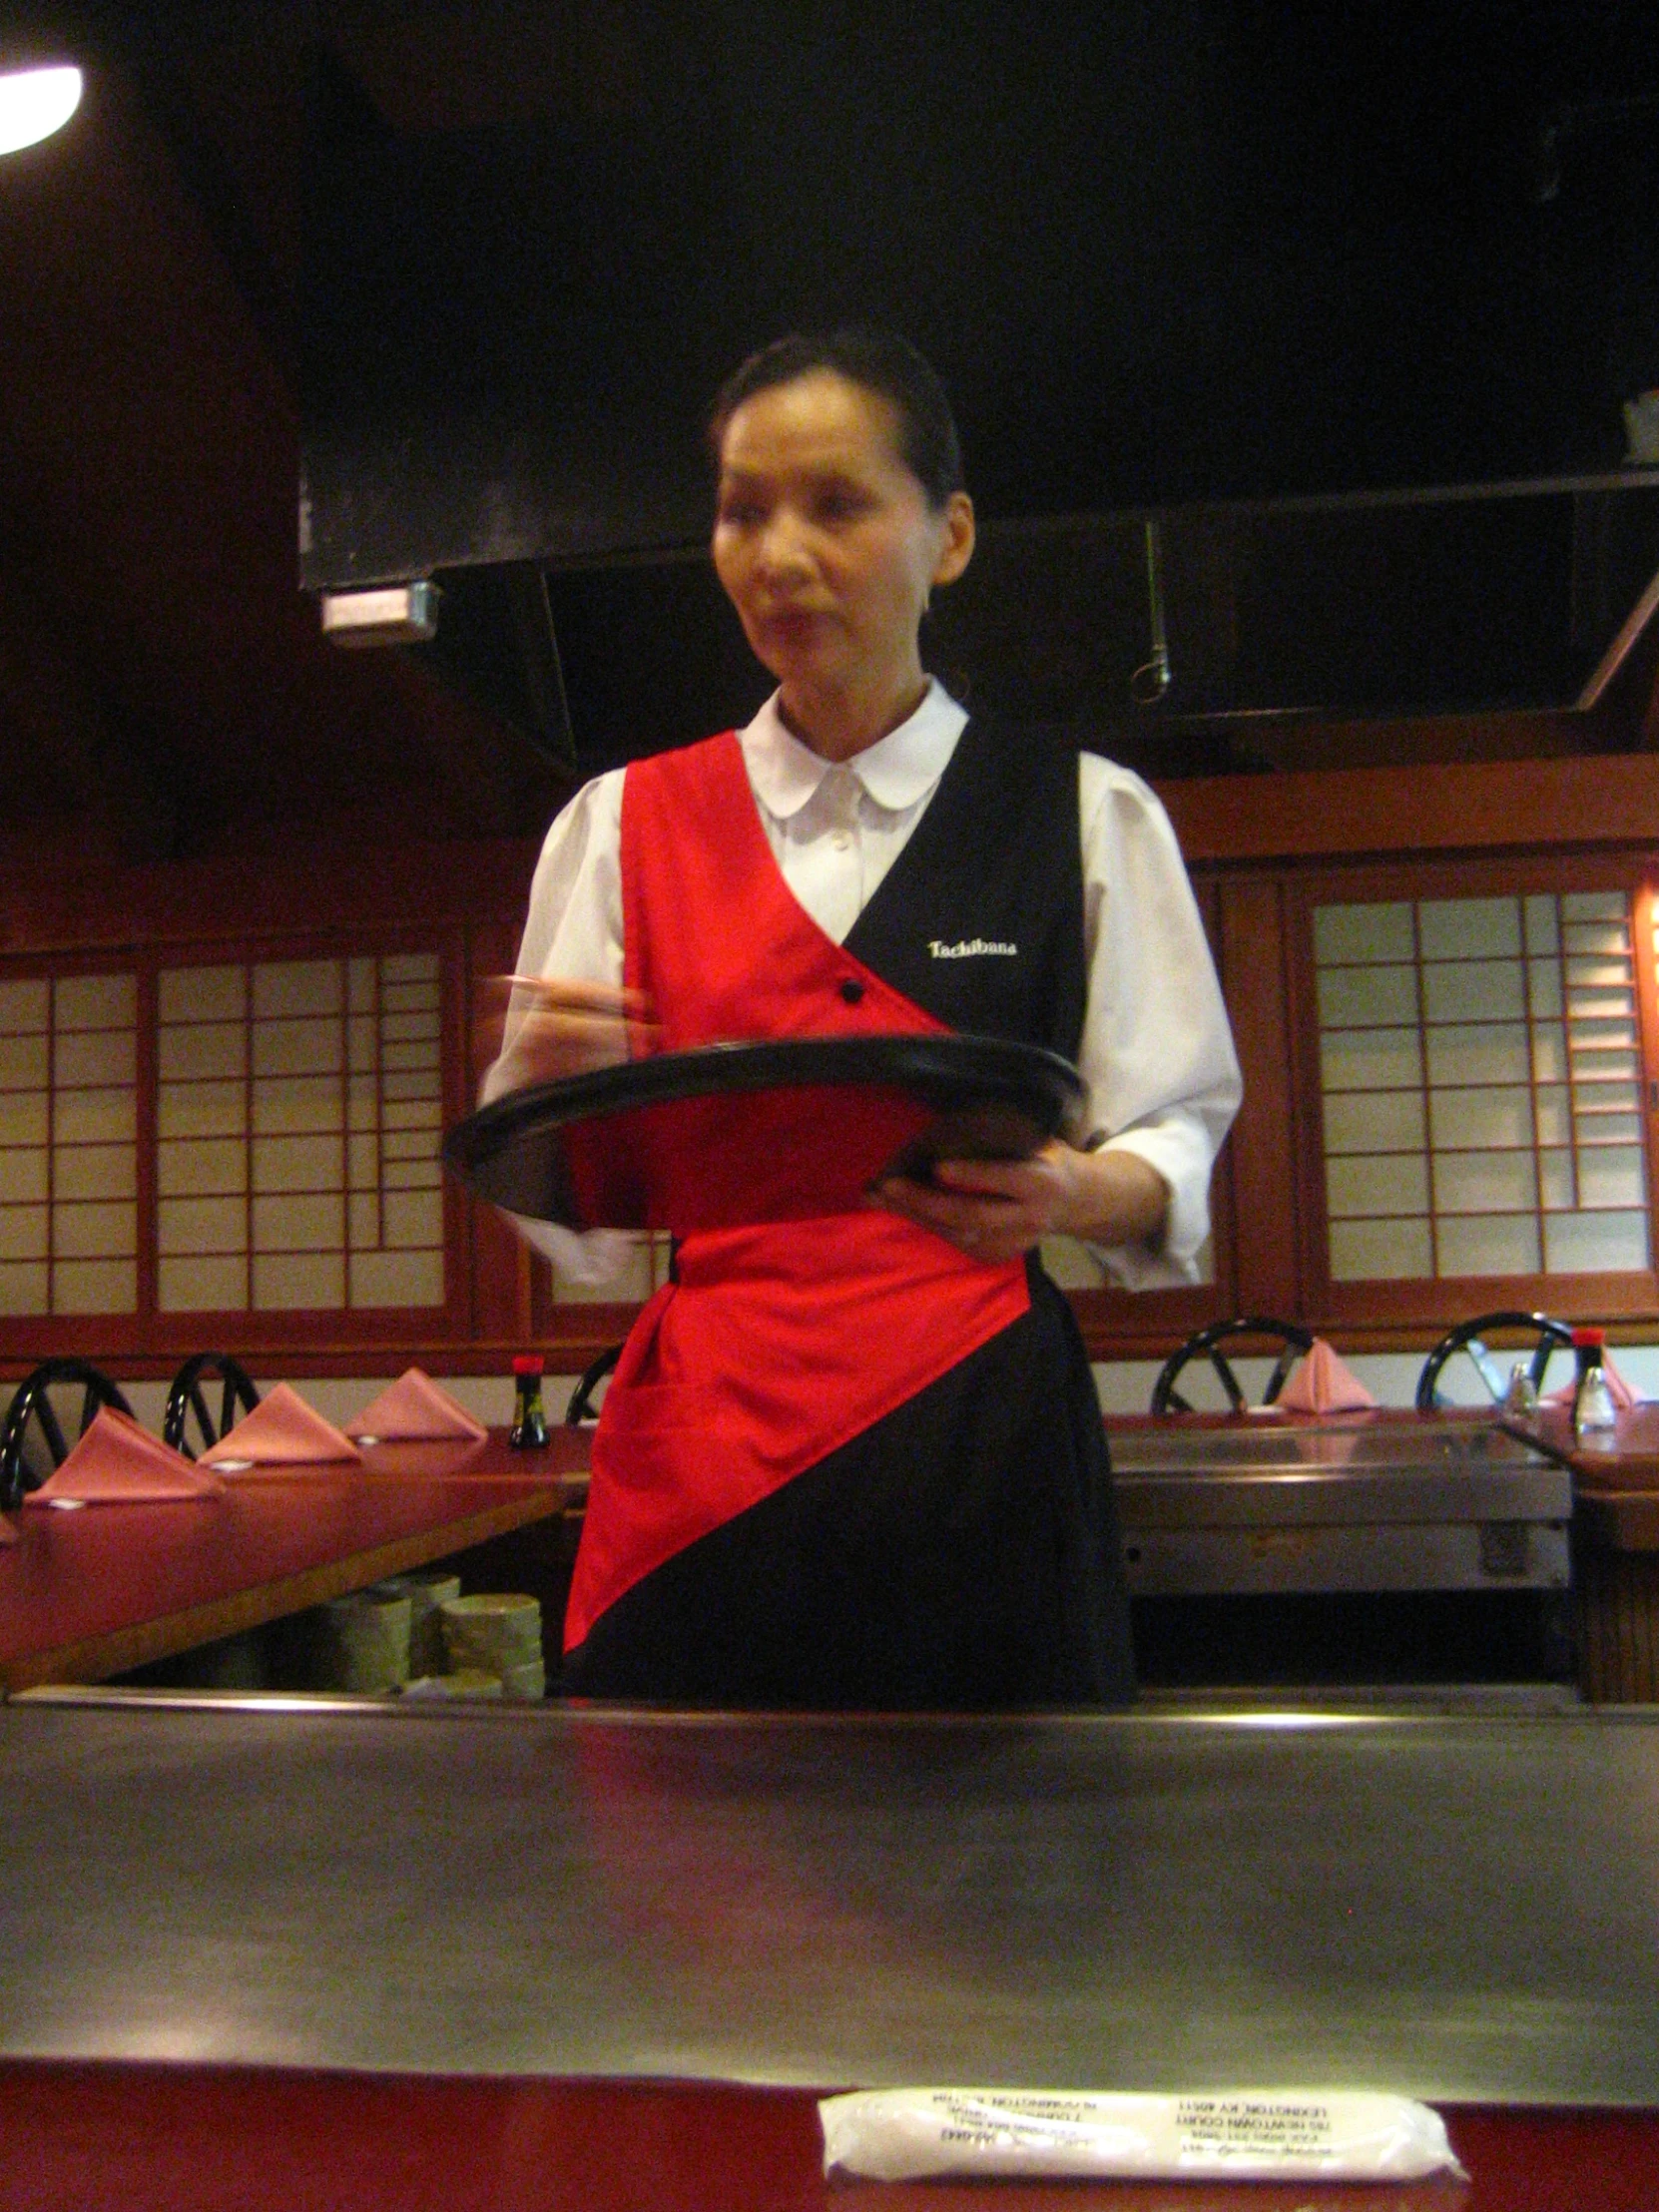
left=1414, top=1311, right=1575, bottom=1411
left=1150, top=1317, right=1316, bottom=1415
left=1, top=1358, right=133, bottom=1509
left=163, top=1354, right=261, bottom=1460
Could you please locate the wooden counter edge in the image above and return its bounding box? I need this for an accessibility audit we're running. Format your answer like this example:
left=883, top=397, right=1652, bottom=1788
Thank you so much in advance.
left=0, top=1483, right=565, bottom=1695
left=1576, top=1488, right=1659, bottom=1553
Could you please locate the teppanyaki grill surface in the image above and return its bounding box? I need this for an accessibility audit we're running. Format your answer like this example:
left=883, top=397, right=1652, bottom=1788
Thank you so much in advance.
left=443, top=1033, right=1087, bottom=1233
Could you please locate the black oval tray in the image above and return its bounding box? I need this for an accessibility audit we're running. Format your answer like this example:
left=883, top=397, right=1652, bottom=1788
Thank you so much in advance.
left=443, top=1033, right=1087, bottom=1233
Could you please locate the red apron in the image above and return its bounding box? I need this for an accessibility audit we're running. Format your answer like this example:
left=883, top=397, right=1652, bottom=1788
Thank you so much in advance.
left=565, top=731, right=1031, bottom=1653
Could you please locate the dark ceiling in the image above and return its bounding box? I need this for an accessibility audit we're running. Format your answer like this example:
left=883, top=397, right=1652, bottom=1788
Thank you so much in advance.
left=297, top=1, right=1659, bottom=556
left=0, top=7, right=568, bottom=875
left=0, top=0, right=1656, bottom=844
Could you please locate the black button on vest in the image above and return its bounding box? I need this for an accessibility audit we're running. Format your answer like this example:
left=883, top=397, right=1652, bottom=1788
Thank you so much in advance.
left=838, top=978, right=865, bottom=1005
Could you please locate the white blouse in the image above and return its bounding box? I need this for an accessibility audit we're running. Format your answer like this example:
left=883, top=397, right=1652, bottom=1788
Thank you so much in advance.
left=485, top=681, right=1242, bottom=1291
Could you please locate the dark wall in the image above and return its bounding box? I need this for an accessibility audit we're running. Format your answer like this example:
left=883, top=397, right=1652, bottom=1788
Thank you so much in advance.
left=299, top=0, right=1659, bottom=585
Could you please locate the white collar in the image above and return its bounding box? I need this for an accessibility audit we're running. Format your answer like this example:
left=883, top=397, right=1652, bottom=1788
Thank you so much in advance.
left=739, top=679, right=968, bottom=820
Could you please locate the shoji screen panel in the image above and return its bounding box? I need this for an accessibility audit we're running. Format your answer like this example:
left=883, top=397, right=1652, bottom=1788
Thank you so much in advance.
left=1296, top=867, right=1659, bottom=1323
left=0, top=972, right=140, bottom=1318
left=156, top=952, right=446, bottom=1316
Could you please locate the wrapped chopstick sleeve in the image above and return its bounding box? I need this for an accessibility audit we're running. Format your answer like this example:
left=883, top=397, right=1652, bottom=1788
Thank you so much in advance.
left=818, top=2087, right=1467, bottom=2183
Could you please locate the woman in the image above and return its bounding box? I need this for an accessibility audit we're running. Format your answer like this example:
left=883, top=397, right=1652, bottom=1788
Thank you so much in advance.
left=487, top=328, right=1241, bottom=1708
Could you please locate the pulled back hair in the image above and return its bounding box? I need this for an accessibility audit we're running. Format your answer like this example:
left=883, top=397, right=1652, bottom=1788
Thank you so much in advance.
left=709, top=327, right=965, bottom=511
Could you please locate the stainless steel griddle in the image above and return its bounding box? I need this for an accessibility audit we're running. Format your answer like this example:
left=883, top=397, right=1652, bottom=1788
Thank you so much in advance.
left=1110, top=1419, right=1572, bottom=1595
left=2, top=1693, right=1656, bottom=2104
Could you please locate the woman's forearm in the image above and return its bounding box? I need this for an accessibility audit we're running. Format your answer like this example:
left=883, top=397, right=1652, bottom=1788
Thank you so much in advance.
left=1046, top=1143, right=1170, bottom=1250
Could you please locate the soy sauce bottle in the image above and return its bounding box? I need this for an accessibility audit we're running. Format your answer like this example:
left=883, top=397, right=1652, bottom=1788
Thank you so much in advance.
left=509, top=1355, right=550, bottom=1449
left=1571, top=1327, right=1617, bottom=1443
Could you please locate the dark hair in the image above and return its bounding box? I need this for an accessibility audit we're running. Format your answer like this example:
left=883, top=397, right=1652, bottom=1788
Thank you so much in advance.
left=709, top=327, right=965, bottom=510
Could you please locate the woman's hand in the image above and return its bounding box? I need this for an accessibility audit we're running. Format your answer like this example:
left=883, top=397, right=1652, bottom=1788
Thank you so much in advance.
left=481, top=975, right=657, bottom=1089
left=872, top=1141, right=1169, bottom=1264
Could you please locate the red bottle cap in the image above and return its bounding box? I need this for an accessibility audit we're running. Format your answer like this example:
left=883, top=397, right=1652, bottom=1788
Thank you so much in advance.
left=1570, top=1327, right=1606, bottom=1350
left=512, top=1354, right=545, bottom=1377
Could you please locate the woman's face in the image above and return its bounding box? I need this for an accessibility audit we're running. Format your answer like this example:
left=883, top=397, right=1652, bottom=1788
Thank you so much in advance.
left=712, top=369, right=973, bottom=702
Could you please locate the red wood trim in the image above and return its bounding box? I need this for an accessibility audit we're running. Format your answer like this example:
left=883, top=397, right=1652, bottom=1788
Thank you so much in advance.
left=6, top=754, right=1659, bottom=966
left=1161, top=750, right=1659, bottom=865
left=1217, top=877, right=1300, bottom=1319
left=432, top=924, right=473, bottom=1340
left=1072, top=1286, right=1232, bottom=1367
left=1283, top=874, right=1334, bottom=1319
left=529, top=1304, right=652, bottom=1377
left=464, top=918, right=534, bottom=1348
left=1, top=918, right=485, bottom=979
left=1313, top=1272, right=1659, bottom=1332
left=19, top=1312, right=1659, bottom=1381
left=1248, top=850, right=1657, bottom=903
left=0, top=838, right=541, bottom=957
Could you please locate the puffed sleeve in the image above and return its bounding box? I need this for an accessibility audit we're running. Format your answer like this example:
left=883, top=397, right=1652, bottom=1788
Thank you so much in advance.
left=1076, top=755, right=1242, bottom=1290
left=481, top=769, right=638, bottom=1285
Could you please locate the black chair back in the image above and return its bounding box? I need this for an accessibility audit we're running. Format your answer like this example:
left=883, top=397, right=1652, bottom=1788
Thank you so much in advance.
left=1415, top=1311, right=1575, bottom=1411
left=1151, top=1317, right=1316, bottom=1414
left=566, top=1344, right=623, bottom=1424
left=1, top=1359, right=133, bottom=1509
left=163, top=1354, right=260, bottom=1460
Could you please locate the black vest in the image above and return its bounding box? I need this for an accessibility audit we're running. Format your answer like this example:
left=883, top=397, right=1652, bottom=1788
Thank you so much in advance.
left=842, top=715, right=1086, bottom=1062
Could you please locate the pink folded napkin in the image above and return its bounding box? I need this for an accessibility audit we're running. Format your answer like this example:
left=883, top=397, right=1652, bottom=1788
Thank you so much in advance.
left=203, top=1382, right=363, bottom=1468
left=345, top=1368, right=488, bottom=1442
left=1277, top=1339, right=1379, bottom=1415
left=24, top=1407, right=224, bottom=1505
left=1544, top=1355, right=1644, bottom=1409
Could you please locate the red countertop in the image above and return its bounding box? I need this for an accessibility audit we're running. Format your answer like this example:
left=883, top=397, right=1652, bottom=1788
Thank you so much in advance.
left=1, top=2065, right=1653, bottom=2211
left=0, top=1431, right=588, bottom=1690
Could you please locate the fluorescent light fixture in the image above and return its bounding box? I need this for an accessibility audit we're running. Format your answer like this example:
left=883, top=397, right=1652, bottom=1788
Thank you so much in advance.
left=320, top=581, right=439, bottom=646
left=0, top=65, right=83, bottom=156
